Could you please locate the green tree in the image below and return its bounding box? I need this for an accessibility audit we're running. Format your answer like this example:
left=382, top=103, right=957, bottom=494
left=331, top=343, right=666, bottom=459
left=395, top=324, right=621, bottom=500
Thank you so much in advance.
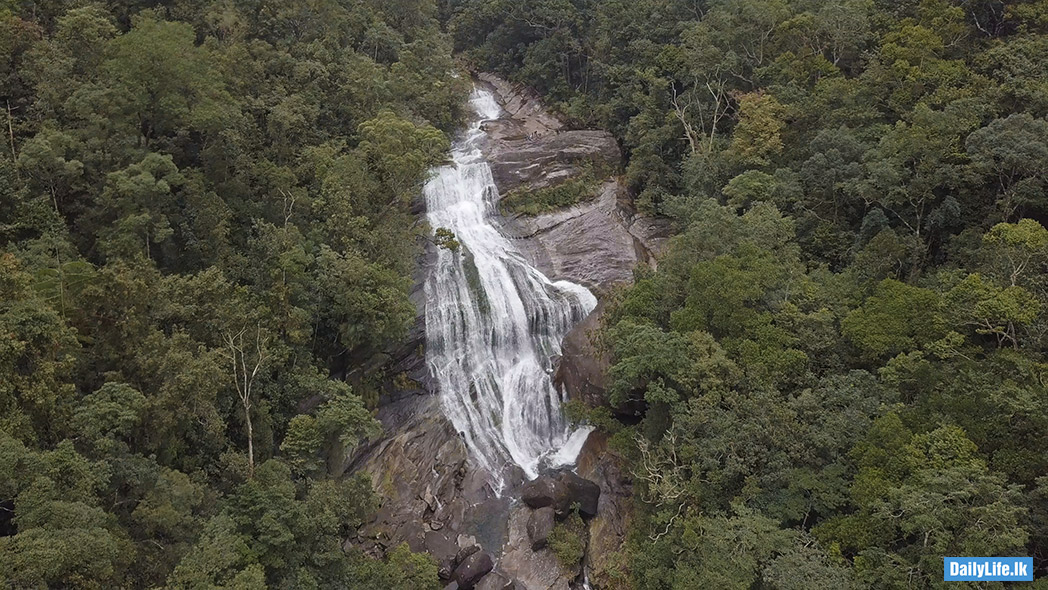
left=841, top=278, right=946, bottom=361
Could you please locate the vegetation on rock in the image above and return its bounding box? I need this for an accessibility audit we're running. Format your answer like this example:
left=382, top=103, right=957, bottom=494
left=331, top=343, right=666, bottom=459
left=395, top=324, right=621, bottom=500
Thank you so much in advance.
left=548, top=508, right=587, bottom=569
left=501, top=173, right=601, bottom=216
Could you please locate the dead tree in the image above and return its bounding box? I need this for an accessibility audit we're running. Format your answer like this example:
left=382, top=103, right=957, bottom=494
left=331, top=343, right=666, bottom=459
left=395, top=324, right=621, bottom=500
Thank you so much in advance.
left=224, top=324, right=269, bottom=476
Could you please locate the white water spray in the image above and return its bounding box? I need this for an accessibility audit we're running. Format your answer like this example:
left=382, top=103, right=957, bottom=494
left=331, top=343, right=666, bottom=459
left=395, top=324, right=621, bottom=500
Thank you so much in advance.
left=423, top=88, right=596, bottom=492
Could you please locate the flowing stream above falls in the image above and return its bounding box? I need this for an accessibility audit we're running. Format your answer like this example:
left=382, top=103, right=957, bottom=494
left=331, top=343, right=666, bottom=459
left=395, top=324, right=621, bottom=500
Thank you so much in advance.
left=423, top=88, right=597, bottom=492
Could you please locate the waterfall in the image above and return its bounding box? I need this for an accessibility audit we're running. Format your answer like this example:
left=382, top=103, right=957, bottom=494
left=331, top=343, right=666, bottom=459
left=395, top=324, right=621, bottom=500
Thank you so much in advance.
left=423, top=88, right=597, bottom=492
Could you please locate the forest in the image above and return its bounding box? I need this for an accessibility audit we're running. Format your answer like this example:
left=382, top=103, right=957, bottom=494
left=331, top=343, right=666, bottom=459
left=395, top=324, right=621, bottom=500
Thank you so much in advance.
left=3, top=0, right=1048, bottom=588
left=448, top=0, right=1048, bottom=587
left=1, top=0, right=461, bottom=587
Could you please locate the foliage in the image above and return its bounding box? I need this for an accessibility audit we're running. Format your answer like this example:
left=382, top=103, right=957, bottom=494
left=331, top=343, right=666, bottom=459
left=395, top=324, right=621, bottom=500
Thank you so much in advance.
left=0, top=0, right=462, bottom=587
left=548, top=508, right=587, bottom=569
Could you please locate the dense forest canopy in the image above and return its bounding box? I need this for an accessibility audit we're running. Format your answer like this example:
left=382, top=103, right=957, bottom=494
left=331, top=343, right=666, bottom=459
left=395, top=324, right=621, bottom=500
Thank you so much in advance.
left=4, top=0, right=1048, bottom=588
left=1, top=0, right=462, bottom=587
left=446, top=0, right=1048, bottom=588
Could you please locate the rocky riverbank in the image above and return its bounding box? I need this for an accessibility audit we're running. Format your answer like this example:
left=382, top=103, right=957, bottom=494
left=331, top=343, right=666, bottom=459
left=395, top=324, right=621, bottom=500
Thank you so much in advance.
left=344, top=73, right=669, bottom=590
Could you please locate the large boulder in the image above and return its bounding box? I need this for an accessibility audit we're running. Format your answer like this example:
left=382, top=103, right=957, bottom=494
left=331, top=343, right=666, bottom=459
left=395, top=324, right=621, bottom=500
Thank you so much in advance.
left=521, top=472, right=601, bottom=518
left=455, top=544, right=480, bottom=565
left=558, top=472, right=601, bottom=518
left=521, top=476, right=559, bottom=510
left=452, top=550, right=494, bottom=590
left=526, top=507, right=555, bottom=550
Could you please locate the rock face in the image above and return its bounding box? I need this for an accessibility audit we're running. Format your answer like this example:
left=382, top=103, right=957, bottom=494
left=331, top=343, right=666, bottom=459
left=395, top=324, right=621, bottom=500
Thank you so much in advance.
left=474, top=73, right=671, bottom=294
left=476, top=72, right=562, bottom=139
left=504, top=182, right=654, bottom=292
left=577, top=433, right=634, bottom=590
left=552, top=300, right=608, bottom=410
left=486, top=131, right=621, bottom=194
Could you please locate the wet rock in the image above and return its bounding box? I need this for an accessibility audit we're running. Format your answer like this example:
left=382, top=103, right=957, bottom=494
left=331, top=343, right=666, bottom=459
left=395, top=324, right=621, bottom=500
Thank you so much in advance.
left=474, top=571, right=515, bottom=590
left=527, top=507, right=555, bottom=550
left=452, top=550, right=494, bottom=589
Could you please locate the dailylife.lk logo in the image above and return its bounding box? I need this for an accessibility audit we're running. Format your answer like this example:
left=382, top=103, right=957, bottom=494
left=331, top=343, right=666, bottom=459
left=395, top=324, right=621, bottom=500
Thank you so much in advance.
left=944, top=557, right=1033, bottom=582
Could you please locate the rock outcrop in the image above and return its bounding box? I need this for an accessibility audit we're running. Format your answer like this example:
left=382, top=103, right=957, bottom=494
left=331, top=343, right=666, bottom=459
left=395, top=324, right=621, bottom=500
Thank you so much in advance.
left=552, top=300, right=608, bottom=411
left=474, top=73, right=671, bottom=294
left=485, top=131, right=621, bottom=194
left=476, top=72, right=562, bottom=139
left=454, top=549, right=495, bottom=589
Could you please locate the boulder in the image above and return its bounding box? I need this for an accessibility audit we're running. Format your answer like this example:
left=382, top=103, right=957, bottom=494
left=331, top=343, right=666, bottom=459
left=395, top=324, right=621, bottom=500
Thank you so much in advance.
left=521, top=476, right=559, bottom=509
left=455, top=544, right=480, bottom=566
left=558, top=472, right=601, bottom=518
left=452, top=551, right=494, bottom=590
left=444, top=583, right=460, bottom=590
left=521, top=472, right=601, bottom=518
left=439, top=559, right=454, bottom=581
left=526, top=507, right=555, bottom=550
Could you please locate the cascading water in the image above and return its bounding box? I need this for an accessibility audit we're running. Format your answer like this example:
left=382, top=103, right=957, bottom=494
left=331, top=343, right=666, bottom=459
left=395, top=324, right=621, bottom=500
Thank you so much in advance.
left=424, top=87, right=597, bottom=492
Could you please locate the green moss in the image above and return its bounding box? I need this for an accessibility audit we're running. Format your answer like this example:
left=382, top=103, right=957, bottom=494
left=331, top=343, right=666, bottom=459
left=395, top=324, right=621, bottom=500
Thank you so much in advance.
left=460, top=246, right=490, bottom=315
left=548, top=508, right=587, bottom=568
